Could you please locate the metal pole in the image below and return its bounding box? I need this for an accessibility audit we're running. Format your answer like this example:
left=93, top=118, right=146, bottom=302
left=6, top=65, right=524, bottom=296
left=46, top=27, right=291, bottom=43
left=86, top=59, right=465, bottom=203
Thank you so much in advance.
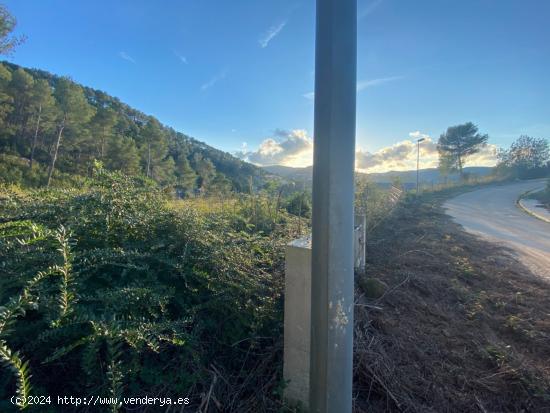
left=416, top=138, right=425, bottom=195
left=310, top=0, right=356, bottom=411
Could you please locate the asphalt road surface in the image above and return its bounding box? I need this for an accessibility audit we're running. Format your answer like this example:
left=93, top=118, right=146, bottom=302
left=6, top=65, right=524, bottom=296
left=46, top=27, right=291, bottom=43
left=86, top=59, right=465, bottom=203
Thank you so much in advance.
left=444, top=180, right=550, bottom=279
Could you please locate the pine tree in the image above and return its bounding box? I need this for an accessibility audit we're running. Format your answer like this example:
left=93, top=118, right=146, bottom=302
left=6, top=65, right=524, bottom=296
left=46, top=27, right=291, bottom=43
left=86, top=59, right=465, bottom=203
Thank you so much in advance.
left=29, top=79, right=56, bottom=169
left=7, top=68, right=34, bottom=154
left=91, top=107, right=116, bottom=159
left=437, top=122, right=488, bottom=179
left=105, top=135, right=140, bottom=175
left=210, top=173, right=232, bottom=195
left=47, top=78, right=94, bottom=186
left=192, top=153, right=216, bottom=194
left=0, top=63, right=13, bottom=145
left=0, top=5, right=25, bottom=55
left=140, top=118, right=168, bottom=180
left=175, top=155, right=197, bottom=195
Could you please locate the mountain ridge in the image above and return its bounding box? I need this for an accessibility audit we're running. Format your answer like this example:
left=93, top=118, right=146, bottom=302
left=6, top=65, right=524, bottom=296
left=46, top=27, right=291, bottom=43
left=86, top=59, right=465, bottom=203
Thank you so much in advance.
left=262, top=164, right=494, bottom=185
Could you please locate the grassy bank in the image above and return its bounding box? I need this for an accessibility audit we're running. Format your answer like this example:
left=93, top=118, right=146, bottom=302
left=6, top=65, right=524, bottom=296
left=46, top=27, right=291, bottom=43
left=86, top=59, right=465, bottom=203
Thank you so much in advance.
left=354, top=192, right=550, bottom=411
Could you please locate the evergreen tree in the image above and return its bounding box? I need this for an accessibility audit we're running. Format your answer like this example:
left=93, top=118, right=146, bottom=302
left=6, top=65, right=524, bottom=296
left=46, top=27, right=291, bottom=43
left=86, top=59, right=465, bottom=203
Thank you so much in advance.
left=91, top=107, right=116, bottom=159
left=155, top=157, right=176, bottom=187
left=0, top=63, right=12, bottom=143
left=210, top=172, right=232, bottom=195
left=29, top=79, right=56, bottom=169
left=192, top=153, right=216, bottom=193
left=47, top=78, right=94, bottom=186
left=0, top=5, right=25, bottom=55
left=105, top=135, right=140, bottom=175
left=437, top=152, right=455, bottom=185
left=175, top=155, right=197, bottom=194
left=437, top=122, right=488, bottom=179
left=140, top=118, right=168, bottom=179
left=7, top=68, right=34, bottom=153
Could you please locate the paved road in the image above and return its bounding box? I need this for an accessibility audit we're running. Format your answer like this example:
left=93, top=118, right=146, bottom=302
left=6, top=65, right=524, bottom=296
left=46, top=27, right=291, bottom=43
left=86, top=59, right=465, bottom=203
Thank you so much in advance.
left=444, top=180, right=550, bottom=279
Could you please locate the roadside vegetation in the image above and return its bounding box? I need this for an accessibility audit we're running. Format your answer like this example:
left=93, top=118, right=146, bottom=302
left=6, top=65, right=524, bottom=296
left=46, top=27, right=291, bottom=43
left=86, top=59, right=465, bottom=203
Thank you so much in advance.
left=496, top=136, right=550, bottom=180
left=354, top=192, right=550, bottom=412
left=0, top=165, right=304, bottom=412
left=0, top=163, right=402, bottom=412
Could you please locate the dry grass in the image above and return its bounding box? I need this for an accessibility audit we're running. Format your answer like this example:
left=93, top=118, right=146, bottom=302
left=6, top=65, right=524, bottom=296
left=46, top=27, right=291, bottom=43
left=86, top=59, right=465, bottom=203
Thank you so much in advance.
left=353, top=194, right=550, bottom=412
left=168, top=196, right=241, bottom=215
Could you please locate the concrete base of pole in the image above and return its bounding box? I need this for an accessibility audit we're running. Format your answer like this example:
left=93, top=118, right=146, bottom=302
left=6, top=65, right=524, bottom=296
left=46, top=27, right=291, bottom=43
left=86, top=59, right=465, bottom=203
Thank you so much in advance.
left=283, top=223, right=365, bottom=409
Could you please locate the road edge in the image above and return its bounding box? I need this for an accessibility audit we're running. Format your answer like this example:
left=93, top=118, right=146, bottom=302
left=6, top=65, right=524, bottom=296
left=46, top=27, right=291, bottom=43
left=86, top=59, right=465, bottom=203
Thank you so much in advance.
left=516, top=189, right=550, bottom=224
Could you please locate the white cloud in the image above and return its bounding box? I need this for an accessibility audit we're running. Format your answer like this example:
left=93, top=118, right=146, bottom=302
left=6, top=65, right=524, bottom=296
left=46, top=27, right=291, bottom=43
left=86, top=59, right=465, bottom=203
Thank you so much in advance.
left=356, top=76, right=404, bottom=92
left=259, top=20, right=288, bottom=48
left=237, top=129, right=499, bottom=173
left=235, top=129, right=313, bottom=167
left=358, top=0, right=384, bottom=20
left=118, top=51, right=136, bottom=64
left=201, top=71, right=226, bottom=91
left=174, top=51, right=188, bottom=64
left=409, top=131, right=431, bottom=141
left=303, top=92, right=315, bottom=100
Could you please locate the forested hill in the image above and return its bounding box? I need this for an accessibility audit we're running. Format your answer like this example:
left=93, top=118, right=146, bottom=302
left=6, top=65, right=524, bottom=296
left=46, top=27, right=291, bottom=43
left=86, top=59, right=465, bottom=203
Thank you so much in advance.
left=0, top=61, right=265, bottom=192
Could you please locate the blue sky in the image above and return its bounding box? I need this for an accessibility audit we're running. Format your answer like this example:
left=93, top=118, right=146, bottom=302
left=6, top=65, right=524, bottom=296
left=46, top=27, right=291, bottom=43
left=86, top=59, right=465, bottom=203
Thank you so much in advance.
left=4, top=0, right=550, bottom=171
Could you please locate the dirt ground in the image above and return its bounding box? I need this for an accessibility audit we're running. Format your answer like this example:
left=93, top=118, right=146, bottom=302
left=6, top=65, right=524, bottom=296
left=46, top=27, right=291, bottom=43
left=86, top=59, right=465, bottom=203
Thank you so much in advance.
left=354, top=193, right=550, bottom=412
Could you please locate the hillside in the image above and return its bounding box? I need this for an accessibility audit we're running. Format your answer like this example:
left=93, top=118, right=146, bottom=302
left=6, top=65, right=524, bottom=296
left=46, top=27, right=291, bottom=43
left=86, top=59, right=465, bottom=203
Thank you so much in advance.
left=263, top=164, right=494, bottom=187
left=0, top=61, right=265, bottom=192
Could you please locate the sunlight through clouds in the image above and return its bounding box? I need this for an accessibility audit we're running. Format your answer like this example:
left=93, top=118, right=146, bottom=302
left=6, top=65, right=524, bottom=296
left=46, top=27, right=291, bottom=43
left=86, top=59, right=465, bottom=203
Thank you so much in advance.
left=235, top=129, right=313, bottom=167
left=236, top=130, right=499, bottom=172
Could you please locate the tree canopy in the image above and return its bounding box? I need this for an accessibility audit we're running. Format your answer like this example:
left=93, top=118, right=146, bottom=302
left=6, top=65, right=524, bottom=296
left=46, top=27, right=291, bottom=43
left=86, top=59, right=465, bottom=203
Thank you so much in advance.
left=497, top=135, right=550, bottom=179
left=437, top=122, right=489, bottom=178
left=0, top=5, right=25, bottom=55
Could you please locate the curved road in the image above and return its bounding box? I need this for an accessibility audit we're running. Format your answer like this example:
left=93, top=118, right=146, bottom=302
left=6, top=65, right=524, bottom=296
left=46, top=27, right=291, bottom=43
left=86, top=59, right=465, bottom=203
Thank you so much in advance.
left=444, top=180, right=550, bottom=279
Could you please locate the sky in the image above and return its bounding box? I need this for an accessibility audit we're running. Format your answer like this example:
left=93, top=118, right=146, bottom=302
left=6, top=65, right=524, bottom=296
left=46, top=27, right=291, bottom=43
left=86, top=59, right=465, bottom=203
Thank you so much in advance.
left=3, top=0, right=550, bottom=172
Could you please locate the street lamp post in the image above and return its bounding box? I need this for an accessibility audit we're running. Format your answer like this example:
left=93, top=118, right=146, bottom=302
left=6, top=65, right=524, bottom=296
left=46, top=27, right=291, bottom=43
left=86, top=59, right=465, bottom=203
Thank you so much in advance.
left=416, top=137, right=425, bottom=195
left=310, top=0, right=357, bottom=412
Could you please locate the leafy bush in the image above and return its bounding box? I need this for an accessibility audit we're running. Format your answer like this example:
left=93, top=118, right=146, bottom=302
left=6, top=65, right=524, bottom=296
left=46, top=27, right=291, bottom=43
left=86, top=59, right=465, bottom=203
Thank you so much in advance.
left=0, top=154, right=87, bottom=188
left=0, top=166, right=291, bottom=412
left=284, top=191, right=311, bottom=219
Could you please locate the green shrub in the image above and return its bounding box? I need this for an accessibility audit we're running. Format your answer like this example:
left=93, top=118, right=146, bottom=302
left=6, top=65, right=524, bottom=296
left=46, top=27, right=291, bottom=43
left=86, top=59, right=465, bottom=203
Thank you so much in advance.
left=0, top=166, right=288, bottom=411
left=284, top=191, right=311, bottom=219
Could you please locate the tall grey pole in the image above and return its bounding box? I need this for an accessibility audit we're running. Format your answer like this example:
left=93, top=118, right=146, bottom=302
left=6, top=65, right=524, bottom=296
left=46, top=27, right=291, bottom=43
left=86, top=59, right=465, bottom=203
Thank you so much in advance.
left=416, top=138, right=425, bottom=195
left=310, top=0, right=356, bottom=411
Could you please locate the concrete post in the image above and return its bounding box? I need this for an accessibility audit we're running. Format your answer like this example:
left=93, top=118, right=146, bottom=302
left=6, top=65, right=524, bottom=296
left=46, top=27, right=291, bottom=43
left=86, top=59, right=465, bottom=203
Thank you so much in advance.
left=283, top=237, right=312, bottom=407
left=284, top=227, right=364, bottom=409
left=310, top=0, right=357, bottom=411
